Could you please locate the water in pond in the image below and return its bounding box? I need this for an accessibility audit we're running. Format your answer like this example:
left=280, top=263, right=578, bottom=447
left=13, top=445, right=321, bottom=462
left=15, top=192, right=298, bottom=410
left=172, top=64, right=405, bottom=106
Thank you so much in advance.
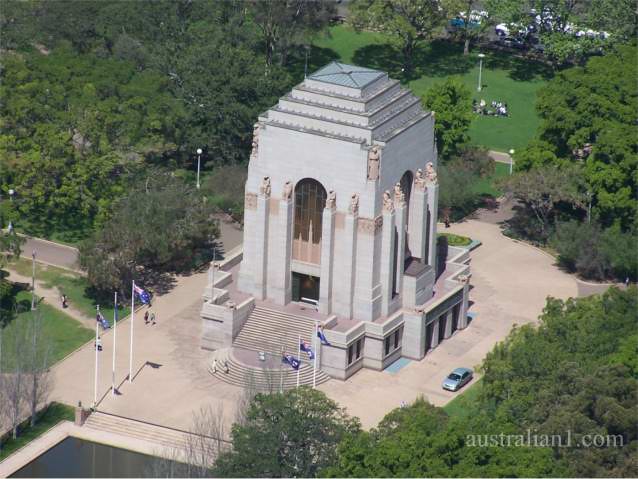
left=10, top=437, right=162, bottom=478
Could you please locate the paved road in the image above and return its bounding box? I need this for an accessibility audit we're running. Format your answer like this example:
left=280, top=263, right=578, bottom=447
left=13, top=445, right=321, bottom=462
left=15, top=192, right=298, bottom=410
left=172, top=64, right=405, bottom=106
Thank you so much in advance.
left=19, top=235, right=80, bottom=271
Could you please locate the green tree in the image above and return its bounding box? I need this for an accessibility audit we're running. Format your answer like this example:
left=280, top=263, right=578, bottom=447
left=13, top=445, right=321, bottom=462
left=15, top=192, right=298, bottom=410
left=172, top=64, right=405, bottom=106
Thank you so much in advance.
left=534, top=45, right=638, bottom=229
left=248, top=0, right=336, bottom=67
left=79, top=173, right=218, bottom=297
left=349, top=0, right=447, bottom=74
left=214, top=387, right=360, bottom=477
left=422, top=78, right=472, bottom=160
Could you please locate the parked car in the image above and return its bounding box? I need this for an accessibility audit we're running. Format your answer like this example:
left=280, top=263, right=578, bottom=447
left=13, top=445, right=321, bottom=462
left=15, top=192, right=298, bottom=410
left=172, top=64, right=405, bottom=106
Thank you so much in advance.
left=499, top=36, right=527, bottom=50
left=442, top=367, right=473, bottom=391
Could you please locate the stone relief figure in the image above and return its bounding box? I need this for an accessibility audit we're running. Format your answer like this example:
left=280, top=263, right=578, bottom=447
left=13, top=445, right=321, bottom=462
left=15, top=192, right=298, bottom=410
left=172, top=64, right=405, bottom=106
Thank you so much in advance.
left=425, top=162, right=438, bottom=183
left=250, top=123, right=260, bottom=159
left=349, top=193, right=360, bottom=215
left=457, top=274, right=470, bottom=284
left=282, top=180, right=293, bottom=201
left=326, top=190, right=337, bottom=210
left=367, top=146, right=381, bottom=181
left=414, top=168, right=426, bottom=190
left=383, top=190, right=394, bottom=213
left=393, top=182, right=405, bottom=204
left=259, top=176, right=271, bottom=197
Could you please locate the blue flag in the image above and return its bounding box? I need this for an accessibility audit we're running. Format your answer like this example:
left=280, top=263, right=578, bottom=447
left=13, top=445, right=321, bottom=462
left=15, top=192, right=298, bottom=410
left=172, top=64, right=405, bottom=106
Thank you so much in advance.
left=300, top=340, right=315, bottom=359
left=317, top=329, right=331, bottom=346
left=282, top=354, right=300, bottom=370
left=134, top=284, right=151, bottom=304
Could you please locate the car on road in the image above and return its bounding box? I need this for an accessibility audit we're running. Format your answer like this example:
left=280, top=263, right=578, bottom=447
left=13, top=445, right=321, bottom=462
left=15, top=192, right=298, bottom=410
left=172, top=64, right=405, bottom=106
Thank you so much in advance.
left=442, top=367, right=474, bottom=391
left=498, top=36, right=527, bottom=50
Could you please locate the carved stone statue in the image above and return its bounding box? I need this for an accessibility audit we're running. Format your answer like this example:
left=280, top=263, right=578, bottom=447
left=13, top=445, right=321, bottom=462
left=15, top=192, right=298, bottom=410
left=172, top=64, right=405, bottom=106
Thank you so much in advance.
left=367, top=146, right=380, bottom=181
left=259, top=176, right=271, bottom=197
left=414, top=168, right=426, bottom=191
left=457, top=274, right=470, bottom=284
left=282, top=180, right=293, bottom=201
left=349, top=193, right=359, bottom=215
left=425, top=162, right=437, bottom=183
left=393, top=182, right=405, bottom=204
left=250, top=123, right=260, bottom=159
left=383, top=190, right=394, bottom=213
left=326, top=190, right=336, bottom=210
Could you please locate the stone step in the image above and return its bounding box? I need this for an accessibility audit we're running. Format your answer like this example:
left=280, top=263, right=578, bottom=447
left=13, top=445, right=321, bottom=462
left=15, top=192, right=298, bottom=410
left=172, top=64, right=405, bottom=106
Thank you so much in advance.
left=84, top=413, right=193, bottom=451
left=208, top=349, right=329, bottom=390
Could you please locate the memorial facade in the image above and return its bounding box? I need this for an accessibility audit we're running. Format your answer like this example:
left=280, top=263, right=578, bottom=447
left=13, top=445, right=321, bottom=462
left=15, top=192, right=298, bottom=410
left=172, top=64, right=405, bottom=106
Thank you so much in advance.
left=201, top=62, right=472, bottom=381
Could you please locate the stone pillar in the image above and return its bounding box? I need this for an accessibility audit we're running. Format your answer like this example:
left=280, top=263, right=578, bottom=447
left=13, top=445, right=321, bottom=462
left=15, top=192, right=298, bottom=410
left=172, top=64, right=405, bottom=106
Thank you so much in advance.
left=238, top=192, right=258, bottom=295
left=353, top=217, right=382, bottom=321
left=430, top=317, right=440, bottom=350
left=271, top=194, right=293, bottom=304
left=426, top=181, right=439, bottom=267
left=458, top=279, right=470, bottom=329
left=319, top=206, right=336, bottom=314
left=394, top=201, right=407, bottom=298
left=443, top=309, right=453, bottom=339
left=402, top=310, right=426, bottom=360
left=253, top=193, right=270, bottom=300
left=335, top=211, right=358, bottom=319
left=380, top=208, right=396, bottom=316
left=408, top=184, right=428, bottom=260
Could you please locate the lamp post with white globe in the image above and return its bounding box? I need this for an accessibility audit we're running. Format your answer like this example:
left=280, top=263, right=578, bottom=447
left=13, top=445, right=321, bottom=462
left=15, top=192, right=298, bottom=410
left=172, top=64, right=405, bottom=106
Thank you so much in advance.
left=509, top=149, right=515, bottom=175
left=196, top=148, right=203, bottom=189
left=477, top=53, right=486, bottom=92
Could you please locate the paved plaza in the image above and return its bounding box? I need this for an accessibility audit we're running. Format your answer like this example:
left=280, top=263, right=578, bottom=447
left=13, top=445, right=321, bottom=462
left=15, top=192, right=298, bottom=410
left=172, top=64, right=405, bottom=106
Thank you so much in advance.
left=46, top=202, right=581, bottom=432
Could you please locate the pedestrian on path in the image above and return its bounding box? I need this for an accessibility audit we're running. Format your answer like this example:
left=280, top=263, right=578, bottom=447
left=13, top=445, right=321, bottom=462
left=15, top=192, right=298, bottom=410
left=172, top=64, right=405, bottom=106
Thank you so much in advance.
left=95, top=336, right=102, bottom=352
left=150, top=312, right=156, bottom=325
left=211, top=358, right=218, bottom=374
left=222, top=359, right=229, bottom=374
left=144, top=311, right=149, bottom=324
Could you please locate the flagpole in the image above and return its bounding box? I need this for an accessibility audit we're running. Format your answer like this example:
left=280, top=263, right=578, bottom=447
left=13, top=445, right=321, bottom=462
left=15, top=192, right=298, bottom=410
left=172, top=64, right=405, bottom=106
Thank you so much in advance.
left=111, top=292, right=117, bottom=396
left=129, top=280, right=135, bottom=382
left=93, top=305, right=99, bottom=408
left=297, top=335, right=301, bottom=388
left=313, top=322, right=318, bottom=389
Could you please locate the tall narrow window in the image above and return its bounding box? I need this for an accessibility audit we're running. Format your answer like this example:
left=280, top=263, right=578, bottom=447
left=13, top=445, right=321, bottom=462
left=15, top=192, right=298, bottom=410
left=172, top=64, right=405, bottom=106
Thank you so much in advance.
left=293, top=178, right=327, bottom=264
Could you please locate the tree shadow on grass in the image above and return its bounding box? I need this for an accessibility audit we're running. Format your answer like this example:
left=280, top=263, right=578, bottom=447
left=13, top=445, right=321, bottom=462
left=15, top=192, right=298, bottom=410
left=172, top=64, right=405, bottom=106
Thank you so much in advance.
left=352, top=39, right=476, bottom=82
left=484, top=51, right=554, bottom=82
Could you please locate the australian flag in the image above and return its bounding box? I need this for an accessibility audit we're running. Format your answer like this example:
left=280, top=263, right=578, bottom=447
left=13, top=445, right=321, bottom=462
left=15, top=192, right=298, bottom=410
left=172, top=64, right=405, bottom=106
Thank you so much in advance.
left=134, top=284, right=151, bottom=304
left=300, top=340, right=314, bottom=360
left=282, top=354, right=300, bottom=370
left=317, top=328, right=331, bottom=346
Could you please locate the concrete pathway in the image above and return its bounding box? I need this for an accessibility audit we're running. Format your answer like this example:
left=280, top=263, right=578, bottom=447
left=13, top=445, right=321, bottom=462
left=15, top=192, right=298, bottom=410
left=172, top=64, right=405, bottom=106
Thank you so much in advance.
left=18, top=236, right=80, bottom=272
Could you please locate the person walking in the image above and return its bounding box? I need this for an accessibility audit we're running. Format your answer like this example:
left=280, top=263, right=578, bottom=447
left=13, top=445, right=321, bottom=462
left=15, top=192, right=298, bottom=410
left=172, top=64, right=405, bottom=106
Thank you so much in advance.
left=150, top=312, right=156, bottom=325
left=144, top=311, right=149, bottom=324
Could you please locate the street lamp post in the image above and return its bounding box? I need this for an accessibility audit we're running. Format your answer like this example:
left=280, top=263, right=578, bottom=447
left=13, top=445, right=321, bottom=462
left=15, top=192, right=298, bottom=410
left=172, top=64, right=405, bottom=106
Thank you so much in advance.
left=477, top=53, right=486, bottom=92
left=196, top=148, right=203, bottom=190
left=509, top=149, right=515, bottom=175
left=8, top=189, right=15, bottom=202
left=31, top=250, right=36, bottom=310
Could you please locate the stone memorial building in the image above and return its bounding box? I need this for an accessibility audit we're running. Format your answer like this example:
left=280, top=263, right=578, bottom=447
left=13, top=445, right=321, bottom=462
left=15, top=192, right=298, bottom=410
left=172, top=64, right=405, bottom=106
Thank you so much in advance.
left=201, top=62, right=472, bottom=384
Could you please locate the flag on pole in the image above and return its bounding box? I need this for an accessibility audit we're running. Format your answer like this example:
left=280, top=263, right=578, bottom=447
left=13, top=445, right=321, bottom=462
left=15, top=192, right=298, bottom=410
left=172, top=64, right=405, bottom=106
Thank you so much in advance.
left=317, top=328, right=331, bottom=346
left=282, top=354, right=300, bottom=370
left=300, top=340, right=315, bottom=359
left=133, top=284, right=151, bottom=304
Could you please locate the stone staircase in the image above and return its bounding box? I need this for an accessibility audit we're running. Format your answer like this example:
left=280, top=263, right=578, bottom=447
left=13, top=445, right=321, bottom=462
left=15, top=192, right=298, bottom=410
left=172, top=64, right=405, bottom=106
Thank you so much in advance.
left=208, top=348, right=330, bottom=391
left=83, top=412, right=200, bottom=452
left=233, top=306, right=317, bottom=356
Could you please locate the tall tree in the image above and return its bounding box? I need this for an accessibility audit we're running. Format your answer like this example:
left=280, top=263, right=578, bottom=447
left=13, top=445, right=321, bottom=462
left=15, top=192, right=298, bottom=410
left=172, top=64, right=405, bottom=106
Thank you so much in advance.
left=213, top=387, right=360, bottom=477
left=350, top=0, right=447, bottom=73
left=249, top=0, right=336, bottom=67
left=422, top=77, right=472, bottom=160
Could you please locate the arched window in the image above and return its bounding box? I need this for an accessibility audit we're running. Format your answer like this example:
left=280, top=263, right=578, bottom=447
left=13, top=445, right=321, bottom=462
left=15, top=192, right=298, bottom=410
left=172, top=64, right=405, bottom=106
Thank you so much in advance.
left=400, top=170, right=413, bottom=219
left=293, top=178, right=327, bottom=264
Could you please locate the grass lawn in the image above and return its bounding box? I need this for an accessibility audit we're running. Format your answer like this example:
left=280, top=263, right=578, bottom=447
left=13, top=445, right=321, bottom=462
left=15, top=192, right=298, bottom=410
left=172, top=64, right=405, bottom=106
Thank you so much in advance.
left=313, top=26, right=552, bottom=151
left=438, top=232, right=472, bottom=247
left=472, top=162, right=511, bottom=197
left=443, top=378, right=483, bottom=420
left=0, top=402, right=74, bottom=461
left=2, top=290, right=94, bottom=366
left=9, top=258, right=129, bottom=322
